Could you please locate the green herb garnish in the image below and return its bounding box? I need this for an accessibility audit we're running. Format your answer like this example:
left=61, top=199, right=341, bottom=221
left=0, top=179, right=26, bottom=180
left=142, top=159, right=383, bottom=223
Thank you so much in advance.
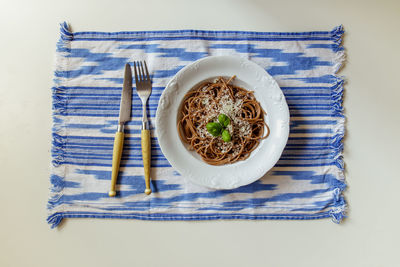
left=206, top=122, right=223, bottom=137
left=206, top=114, right=231, bottom=142
left=218, top=114, right=230, bottom=127
left=221, top=129, right=231, bottom=142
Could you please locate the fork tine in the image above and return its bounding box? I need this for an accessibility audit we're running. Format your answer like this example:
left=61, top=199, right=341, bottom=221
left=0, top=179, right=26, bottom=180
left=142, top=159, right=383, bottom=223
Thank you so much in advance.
left=139, top=61, right=144, bottom=81
left=136, top=61, right=141, bottom=81
left=133, top=62, right=139, bottom=85
left=143, top=61, right=150, bottom=81
left=139, top=61, right=145, bottom=81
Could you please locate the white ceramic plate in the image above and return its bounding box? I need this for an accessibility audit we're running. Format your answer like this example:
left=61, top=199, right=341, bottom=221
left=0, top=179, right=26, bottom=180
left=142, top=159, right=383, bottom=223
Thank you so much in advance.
left=155, top=56, right=290, bottom=189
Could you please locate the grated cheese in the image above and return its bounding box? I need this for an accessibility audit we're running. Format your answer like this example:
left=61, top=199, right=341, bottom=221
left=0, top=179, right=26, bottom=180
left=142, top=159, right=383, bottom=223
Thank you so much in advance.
left=196, top=87, right=252, bottom=140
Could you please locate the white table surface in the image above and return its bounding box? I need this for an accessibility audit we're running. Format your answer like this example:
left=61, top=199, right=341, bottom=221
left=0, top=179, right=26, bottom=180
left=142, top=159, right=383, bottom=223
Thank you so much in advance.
left=1, top=0, right=399, bottom=266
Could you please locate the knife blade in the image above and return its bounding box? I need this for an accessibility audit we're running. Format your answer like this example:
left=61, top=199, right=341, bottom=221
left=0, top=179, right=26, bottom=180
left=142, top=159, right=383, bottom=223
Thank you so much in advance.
left=119, top=64, right=132, bottom=124
left=109, top=63, right=132, bottom=197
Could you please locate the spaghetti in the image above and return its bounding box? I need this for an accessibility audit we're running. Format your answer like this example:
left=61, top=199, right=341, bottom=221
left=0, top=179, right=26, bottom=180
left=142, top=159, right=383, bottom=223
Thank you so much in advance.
left=178, top=76, right=269, bottom=165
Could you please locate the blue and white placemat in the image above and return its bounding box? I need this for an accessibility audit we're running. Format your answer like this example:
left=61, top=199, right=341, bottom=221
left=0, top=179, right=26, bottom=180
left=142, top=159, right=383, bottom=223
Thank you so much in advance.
left=48, top=22, right=346, bottom=228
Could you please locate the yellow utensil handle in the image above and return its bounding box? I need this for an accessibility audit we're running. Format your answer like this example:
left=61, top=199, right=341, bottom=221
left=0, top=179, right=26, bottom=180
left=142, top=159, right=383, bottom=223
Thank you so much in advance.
left=141, top=129, right=152, bottom=195
left=109, top=131, right=125, bottom=197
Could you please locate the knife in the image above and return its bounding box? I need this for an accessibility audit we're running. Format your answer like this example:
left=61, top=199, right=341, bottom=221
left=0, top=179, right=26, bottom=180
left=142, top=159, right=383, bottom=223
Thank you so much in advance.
left=109, top=63, right=132, bottom=197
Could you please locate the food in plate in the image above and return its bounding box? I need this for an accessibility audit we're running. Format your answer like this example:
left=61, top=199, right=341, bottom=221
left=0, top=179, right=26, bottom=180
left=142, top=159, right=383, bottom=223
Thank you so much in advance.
left=178, top=76, right=269, bottom=165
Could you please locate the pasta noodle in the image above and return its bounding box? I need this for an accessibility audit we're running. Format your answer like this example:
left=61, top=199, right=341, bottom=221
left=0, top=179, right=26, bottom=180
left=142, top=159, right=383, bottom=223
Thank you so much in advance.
left=177, top=76, right=269, bottom=165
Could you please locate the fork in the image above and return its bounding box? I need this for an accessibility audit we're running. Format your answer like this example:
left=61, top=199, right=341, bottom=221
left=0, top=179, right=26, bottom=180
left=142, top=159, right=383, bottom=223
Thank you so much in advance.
left=133, top=61, right=152, bottom=195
